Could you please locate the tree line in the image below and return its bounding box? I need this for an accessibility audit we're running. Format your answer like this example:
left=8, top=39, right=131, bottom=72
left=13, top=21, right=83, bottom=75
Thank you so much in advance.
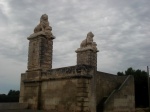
left=0, top=90, right=20, bottom=102
left=117, top=67, right=149, bottom=108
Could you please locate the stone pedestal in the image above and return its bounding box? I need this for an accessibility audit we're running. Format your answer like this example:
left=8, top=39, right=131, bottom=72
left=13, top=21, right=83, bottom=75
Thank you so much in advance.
left=76, top=48, right=98, bottom=68
left=27, top=35, right=54, bottom=71
left=76, top=48, right=98, bottom=112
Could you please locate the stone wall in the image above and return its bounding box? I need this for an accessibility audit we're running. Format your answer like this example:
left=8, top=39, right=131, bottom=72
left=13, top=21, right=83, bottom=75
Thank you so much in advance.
left=19, top=73, right=26, bottom=103
left=40, top=78, right=94, bottom=111
left=40, top=65, right=96, bottom=111
left=103, top=75, right=135, bottom=112
left=20, top=65, right=97, bottom=112
left=41, top=79, right=78, bottom=111
left=20, top=66, right=135, bottom=112
left=96, top=71, right=126, bottom=106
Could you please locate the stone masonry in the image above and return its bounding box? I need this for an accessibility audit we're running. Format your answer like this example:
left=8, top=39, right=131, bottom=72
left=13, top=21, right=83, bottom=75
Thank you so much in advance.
left=19, top=14, right=135, bottom=112
left=27, top=35, right=54, bottom=71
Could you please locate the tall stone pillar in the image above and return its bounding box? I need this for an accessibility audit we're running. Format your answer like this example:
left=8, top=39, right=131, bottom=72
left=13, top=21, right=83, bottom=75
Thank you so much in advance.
left=27, top=35, right=54, bottom=71
left=76, top=49, right=98, bottom=67
left=76, top=32, right=99, bottom=68
left=19, top=14, right=55, bottom=109
left=27, top=14, right=55, bottom=72
left=76, top=32, right=99, bottom=112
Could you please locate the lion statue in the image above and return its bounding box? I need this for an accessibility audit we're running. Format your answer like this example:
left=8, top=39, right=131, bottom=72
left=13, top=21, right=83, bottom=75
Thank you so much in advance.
left=34, top=14, right=49, bottom=33
left=80, top=32, right=94, bottom=48
left=33, top=14, right=54, bottom=38
left=28, top=14, right=55, bottom=39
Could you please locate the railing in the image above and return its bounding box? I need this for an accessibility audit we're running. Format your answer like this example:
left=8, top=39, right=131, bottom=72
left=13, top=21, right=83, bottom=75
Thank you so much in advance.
left=103, top=75, right=131, bottom=105
left=103, top=90, right=116, bottom=105
left=118, top=75, right=131, bottom=90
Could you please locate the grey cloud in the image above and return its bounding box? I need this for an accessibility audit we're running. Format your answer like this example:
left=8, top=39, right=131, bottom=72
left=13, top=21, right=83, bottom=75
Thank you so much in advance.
left=0, top=0, right=150, bottom=93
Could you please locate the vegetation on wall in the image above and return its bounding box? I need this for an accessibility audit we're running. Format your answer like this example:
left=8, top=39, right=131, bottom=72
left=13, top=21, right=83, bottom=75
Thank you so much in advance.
left=0, top=90, right=20, bottom=102
left=117, top=67, right=149, bottom=108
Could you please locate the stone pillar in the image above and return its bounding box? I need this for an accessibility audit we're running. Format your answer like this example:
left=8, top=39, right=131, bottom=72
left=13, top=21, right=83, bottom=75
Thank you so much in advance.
left=20, top=14, right=55, bottom=109
left=76, top=32, right=99, bottom=69
left=75, top=32, right=98, bottom=112
left=27, top=35, right=54, bottom=71
left=76, top=49, right=98, bottom=67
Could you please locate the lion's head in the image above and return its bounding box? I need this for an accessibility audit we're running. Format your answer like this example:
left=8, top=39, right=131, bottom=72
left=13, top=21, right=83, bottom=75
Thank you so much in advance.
left=40, top=14, right=48, bottom=21
left=87, top=32, right=94, bottom=38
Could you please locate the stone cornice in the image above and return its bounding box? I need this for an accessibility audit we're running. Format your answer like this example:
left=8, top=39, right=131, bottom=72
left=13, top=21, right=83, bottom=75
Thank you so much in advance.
left=23, top=75, right=92, bottom=83
left=76, top=47, right=99, bottom=53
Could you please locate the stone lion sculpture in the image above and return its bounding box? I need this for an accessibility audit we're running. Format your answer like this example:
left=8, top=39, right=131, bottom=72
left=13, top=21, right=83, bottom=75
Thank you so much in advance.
left=78, top=32, right=98, bottom=51
left=80, top=32, right=94, bottom=48
left=34, top=14, right=50, bottom=33
left=75, top=32, right=98, bottom=52
left=32, top=14, right=54, bottom=38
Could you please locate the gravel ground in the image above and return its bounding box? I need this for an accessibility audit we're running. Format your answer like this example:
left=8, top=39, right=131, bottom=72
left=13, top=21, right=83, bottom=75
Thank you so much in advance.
left=2, top=108, right=149, bottom=112
left=0, top=110, right=47, bottom=112
left=135, top=108, right=149, bottom=112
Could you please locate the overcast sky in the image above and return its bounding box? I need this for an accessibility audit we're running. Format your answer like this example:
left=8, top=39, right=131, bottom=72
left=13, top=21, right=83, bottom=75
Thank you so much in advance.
left=0, top=0, right=150, bottom=94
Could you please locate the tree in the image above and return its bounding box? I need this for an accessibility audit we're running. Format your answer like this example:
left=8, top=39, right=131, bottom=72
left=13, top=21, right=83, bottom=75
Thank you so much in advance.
left=0, top=90, right=20, bottom=102
left=117, top=67, right=148, bottom=108
left=117, top=72, right=124, bottom=76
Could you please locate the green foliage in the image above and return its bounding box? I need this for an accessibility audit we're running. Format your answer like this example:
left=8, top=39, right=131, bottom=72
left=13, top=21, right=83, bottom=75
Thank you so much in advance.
left=0, top=90, right=20, bottom=102
left=117, top=72, right=124, bottom=76
left=8, top=90, right=19, bottom=96
left=117, top=67, right=148, bottom=107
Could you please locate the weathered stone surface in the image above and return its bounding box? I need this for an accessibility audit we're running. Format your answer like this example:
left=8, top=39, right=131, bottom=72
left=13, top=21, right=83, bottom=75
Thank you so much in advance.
left=96, top=72, right=135, bottom=112
left=96, top=72, right=126, bottom=105
left=76, top=50, right=98, bottom=68
left=27, top=35, right=53, bottom=71
left=40, top=79, right=78, bottom=111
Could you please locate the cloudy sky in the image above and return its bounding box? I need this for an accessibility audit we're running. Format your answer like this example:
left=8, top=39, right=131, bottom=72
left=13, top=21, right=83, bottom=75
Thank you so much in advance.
left=0, top=0, right=150, bottom=94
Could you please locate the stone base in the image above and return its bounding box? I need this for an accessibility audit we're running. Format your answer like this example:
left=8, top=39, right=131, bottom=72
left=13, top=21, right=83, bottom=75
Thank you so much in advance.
left=27, top=35, right=54, bottom=71
left=0, top=103, right=28, bottom=110
left=76, top=48, right=98, bottom=68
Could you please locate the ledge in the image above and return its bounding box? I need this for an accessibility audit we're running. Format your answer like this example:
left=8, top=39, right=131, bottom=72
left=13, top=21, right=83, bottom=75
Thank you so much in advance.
left=75, top=47, right=99, bottom=52
left=27, top=31, right=55, bottom=40
left=23, top=74, right=92, bottom=83
left=27, top=31, right=46, bottom=39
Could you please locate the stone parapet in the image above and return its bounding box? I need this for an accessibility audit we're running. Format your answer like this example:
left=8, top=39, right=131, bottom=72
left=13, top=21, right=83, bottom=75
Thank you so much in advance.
left=23, top=65, right=95, bottom=82
left=76, top=46, right=99, bottom=52
left=47, top=65, right=95, bottom=75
